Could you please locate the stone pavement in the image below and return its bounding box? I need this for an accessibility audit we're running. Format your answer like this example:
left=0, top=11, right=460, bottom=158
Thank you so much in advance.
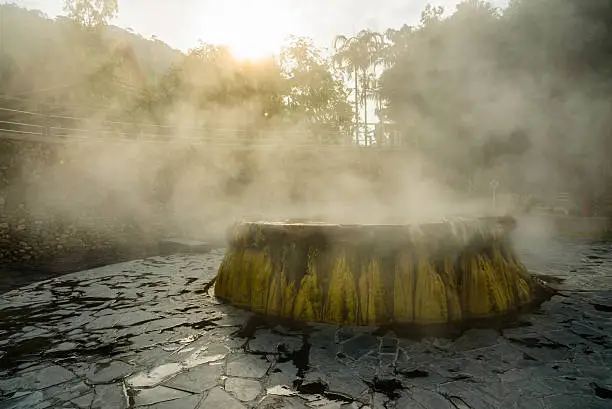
left=0, top=240, right=611, bottom=409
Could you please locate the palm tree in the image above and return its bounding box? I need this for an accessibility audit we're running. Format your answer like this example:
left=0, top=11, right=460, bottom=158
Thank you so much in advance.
left=332, top=29, right=384, bottom=146
left=358, top=30, right=385, bottom=146
left=332, top=35, right=360, bottom=143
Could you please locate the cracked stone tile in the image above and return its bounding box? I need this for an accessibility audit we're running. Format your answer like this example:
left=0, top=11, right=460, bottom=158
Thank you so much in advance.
left=128, top=332, right=173, bottom=350
left=401, top=387, right=456, bottom=409
left=451, top=329, right=501, bottom=352
left=91, top=383, right=127, bottom=409
left=324, top=374, right=369, bottom=401
left=267, top=385, right=297, bottom=396
left=498, top=395, right=547, bottom=409
left=379, top=336, right=399, bottom=355
left=502, top=337, right=571, bottom=362
left=437, top=381, right=503, bottom=409
left=72, top=393, right=94, bottom=409
left=226, top=354, right=271, bottom=378
left=542, top=329, right=594, bottom=348
left=268, top=361, right=298, bottom=387
left=200, top=326, right=248, bottom=350
left=309, top=346, right=347, bottom=374
left=396, top=339, right=432, bottom=359
left=346, top=354, right=377, bottom=380
left=0, top=364, right=75, bottom=395
left=225, top=377, right=262, bottom=401
left=82, top=284, right=119, bottom=300
left=34, top=380, right=92, bottom=408
left=341, top=334, right=378, bottom=361
left=247, top=329, right=303, bottom=354
left=367, top=393, right=389, bottom=409
left=117, top=310, right=162, bottom=328
left=342, top=403, right=363, bottom=409
left=142, top=317, right=187, bottom=333
left=256, top=394, right=310, bottom=409
left=182, top=345, right=228, bottom=368
left=94, top=308, right=117, bottom=317
left=308, top=401, right=344, bottom=408
left=200, top=387, right=246, bottom=409
left=377, top=353, right=396, bottom=377
left=0, top=390, right=48, bottom=409
left=87, top=361, right=134, bottom=384
left=140, top=393, right=203, bottom=409
left=115, top=322, right=158, bottom=339
left=132, top=385, right=192, bottom=407
left=85, top=315, right=120, bottom=331
left=541, top=393, right=610, bottom=409
left=163, top=363, right=223, bottom=393
left=47, top=341, right=79, bottom=354
left=577, top=364, right=612, bottom=382
left=127, top=363, right=184, bottom=388
left=62, top=312, right=95, bottom=332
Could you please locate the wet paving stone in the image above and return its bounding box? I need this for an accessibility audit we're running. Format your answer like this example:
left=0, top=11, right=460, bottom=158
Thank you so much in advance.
left=131, top=385, right=192, bottom=407
left=225, top=377, right=262, bottom=401
left=163, top=363, right=223, bottom=393
left=201, top=387, right=246, bottom=409
left=87, top=360, right=135, bottom=384
left=0, top=243, right=611, bottom=408
left=91, top=383, right=127, bottom=409
left=140, top=393, right=202, bottom=409
left=226, top=354, right=272, bottom=379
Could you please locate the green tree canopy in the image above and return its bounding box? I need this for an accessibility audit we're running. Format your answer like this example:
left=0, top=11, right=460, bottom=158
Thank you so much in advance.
left=280, top=36, right=352, bottom=130
left=64, top=0, right=118, bottom=28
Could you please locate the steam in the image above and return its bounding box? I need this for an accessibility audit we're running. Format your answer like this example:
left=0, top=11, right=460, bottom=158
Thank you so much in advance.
left=4, top=1, right=610, bottom=246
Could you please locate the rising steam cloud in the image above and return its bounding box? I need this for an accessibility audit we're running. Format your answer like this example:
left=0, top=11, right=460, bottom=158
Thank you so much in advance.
left=6, top=0, right=610, bottom=244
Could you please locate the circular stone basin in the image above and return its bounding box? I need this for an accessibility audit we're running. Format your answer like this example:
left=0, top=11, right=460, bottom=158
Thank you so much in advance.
left=214, top=217, right=548, bottom=326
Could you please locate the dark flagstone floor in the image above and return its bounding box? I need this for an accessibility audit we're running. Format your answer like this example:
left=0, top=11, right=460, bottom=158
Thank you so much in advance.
left=0, top=237, right=611, bottom=409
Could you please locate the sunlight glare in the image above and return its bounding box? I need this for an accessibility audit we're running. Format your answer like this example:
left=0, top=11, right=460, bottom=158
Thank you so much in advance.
left=201, top=0, right=297, bottom=61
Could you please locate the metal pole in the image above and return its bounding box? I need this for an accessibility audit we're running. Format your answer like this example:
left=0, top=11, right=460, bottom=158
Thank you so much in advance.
left=0, top=4, right=4, bottom=56
left=490, top=179, right=500, bottom=210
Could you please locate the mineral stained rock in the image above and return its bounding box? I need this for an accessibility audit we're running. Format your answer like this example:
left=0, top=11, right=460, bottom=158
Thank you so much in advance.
left=214, top=217, right=547, bottom=326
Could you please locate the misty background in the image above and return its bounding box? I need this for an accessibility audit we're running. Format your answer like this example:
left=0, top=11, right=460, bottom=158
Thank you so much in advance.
left=0, top=0, right=611, bottom=243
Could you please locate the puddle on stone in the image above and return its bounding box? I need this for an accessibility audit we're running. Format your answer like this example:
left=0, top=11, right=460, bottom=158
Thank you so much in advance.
left=127, top=363, right=183, bottom=388
left=127, top=346, right=228, bottom=389
left=267, top=385, right=296, bottom=396
left=183, top=353, right=225, bottom=368
left=176, top=335, right=197, bottom=344
left=132, top=385, right=191, bottom=406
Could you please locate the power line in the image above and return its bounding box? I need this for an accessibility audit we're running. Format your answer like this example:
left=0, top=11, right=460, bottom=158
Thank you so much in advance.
left=0, top=93, right=125, bottom=116
left=0, top=127, right=381, bottom=151
left=0, top=106, right=353, bottom=137
left=0, top=112, right=357, bottom=143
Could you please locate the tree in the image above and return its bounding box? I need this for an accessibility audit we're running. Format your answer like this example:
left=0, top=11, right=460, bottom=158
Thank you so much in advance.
left=419, top=4, right=445, bottom=27
left=381, top=25, right=413, bottom=66
left=279, top=36, right=352, bottom=137
left=133, top=42, right=287, bottom=131
left=332, top=30, right=384, bottom=145
left=64, top=0, right=118, bottom=28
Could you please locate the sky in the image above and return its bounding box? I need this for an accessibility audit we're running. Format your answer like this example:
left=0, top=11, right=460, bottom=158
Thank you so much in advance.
left=5, top=0, right=509, bottom=57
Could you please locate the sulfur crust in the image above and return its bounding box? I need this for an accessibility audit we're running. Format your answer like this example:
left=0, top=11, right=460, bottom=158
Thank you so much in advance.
left=214, top=220, right=542, bottom=326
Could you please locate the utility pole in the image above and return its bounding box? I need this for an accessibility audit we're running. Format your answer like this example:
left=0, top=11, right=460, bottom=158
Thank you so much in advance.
left=490, top=179, right=500, bottom=211
left=0, top=3, right=4, bottom=97
left=0, top=3, right=4, bottom=56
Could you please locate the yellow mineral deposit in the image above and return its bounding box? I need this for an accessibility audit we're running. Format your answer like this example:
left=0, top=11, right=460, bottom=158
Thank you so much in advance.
left=214, top=218, right=546, bottom=326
